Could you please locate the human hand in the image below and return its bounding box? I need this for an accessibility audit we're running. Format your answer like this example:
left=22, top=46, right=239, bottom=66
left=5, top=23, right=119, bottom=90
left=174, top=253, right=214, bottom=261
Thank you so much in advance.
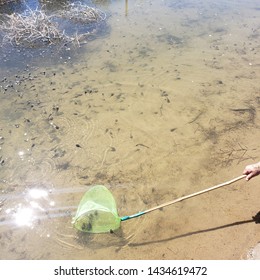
left=243, top=162, right=260, bottom=181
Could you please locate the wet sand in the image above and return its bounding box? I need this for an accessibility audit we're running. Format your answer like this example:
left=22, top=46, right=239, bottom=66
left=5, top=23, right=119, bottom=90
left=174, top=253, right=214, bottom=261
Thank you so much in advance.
left=0, top=0, right=260, bottom=259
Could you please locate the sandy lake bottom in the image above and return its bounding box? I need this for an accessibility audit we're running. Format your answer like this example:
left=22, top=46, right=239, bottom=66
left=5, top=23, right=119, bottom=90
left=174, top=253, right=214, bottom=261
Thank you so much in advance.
left=0, top=0, right=260, bottom=259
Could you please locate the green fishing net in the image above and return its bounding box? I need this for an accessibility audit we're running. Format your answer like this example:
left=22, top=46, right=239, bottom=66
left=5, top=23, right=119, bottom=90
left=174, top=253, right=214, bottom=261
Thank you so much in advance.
left=72, top=176, right=246, bottom=234
left=72, top=185, right=121, bottom=233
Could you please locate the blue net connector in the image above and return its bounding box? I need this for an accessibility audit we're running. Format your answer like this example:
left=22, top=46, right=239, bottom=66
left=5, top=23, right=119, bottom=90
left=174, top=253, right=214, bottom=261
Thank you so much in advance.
left=120, top=211, right=145, bottom=221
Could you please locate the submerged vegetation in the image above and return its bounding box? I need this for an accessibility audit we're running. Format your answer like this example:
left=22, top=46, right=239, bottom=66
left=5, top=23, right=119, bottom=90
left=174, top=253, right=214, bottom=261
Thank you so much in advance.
left=0, top=2, right=106, bottom=48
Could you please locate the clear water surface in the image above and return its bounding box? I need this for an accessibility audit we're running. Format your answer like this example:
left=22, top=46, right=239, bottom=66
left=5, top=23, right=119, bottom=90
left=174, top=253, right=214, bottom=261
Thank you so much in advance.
left=0, top=0, right=260, bottom=259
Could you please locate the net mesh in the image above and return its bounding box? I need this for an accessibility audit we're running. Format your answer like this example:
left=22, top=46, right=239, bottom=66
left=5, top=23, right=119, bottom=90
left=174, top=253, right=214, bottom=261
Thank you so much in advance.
left=72, top=185, right=121, bottom=233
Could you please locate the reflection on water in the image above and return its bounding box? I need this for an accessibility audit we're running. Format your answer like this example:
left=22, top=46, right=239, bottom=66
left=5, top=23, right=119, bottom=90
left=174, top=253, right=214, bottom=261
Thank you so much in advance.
left=0, top=186, right=77, bottom=228
left=0, top=0, right=260, bottom=259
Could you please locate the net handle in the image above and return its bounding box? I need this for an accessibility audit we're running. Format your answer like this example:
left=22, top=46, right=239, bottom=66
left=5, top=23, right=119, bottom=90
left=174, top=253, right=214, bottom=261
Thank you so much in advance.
left=121, top=175, right=246, bottom=221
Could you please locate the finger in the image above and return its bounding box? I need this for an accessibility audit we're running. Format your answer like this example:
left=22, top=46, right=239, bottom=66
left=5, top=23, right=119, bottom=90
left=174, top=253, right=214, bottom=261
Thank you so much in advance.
left=246, top=173, right=254, bottom=181
left=243, top=170, right=250, bottom=175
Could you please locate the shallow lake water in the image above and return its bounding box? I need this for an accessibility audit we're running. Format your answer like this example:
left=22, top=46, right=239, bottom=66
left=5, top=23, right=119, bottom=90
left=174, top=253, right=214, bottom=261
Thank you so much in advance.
left=0, top=0, right=260, bottom=260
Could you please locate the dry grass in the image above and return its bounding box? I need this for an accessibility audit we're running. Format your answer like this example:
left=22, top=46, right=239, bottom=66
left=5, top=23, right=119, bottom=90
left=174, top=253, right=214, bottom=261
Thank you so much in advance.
left=0, top=8, right=71, bottom=47
left=0, top=3, right=106, bottom=48
left=57, top=2, right=106, bottom=24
